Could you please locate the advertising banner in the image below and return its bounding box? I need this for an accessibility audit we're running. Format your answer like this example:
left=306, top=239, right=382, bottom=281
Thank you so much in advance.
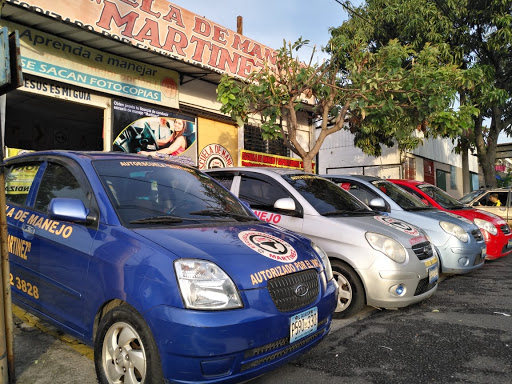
left=240, top=149, right=315, bottom=171
left=6, top=0, right=276, bottom=79
left=0, top=20, right=179, bottom=108
left=112, top=99, right=196, bottom=166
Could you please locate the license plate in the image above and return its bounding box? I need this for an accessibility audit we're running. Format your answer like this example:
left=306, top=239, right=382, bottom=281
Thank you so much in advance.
left=507, top=239, right=512, bottom=249
left=428, top=265, right=439, bottom=284
left=290, top=307, right=317, bottom=343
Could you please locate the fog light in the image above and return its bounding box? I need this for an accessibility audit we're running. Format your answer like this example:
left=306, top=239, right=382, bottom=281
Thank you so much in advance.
left=389, top=284, right=406, bottom=297
left=458, top=257, right=469, bottom=267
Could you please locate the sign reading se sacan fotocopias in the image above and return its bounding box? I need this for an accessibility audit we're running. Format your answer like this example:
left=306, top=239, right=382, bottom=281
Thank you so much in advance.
left=8, top=0, right=277, bottom=79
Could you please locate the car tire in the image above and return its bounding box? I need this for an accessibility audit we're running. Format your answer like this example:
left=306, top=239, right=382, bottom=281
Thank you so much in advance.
left=331, top=260, right=365, bottom=319
left=94, top=304, right=164, bottom=384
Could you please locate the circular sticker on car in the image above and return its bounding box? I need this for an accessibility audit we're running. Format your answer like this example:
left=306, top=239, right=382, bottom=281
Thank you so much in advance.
left=374, top=216, right=420, bottom=236
left=238, top=231, right=298, bottom=262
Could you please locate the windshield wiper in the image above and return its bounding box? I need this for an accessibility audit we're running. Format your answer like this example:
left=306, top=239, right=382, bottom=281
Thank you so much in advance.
left=130, top=215, right=194, bottom=224
left=322, top=210, right=354, bottom=216
left=190, top=209, right=256, bottom=222
left=405, top=206, right=435, bottom=211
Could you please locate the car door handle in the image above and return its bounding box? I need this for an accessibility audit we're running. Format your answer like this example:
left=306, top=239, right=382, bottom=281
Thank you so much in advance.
left=22, top=224, right=35, bottom=236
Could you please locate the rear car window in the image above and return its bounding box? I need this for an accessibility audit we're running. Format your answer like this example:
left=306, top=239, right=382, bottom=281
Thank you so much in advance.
left=5, top=163, right=40, bottom=206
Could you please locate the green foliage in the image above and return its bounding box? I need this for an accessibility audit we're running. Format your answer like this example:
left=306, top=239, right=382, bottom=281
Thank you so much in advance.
left=497, top=172, right=512, bottom=188
left=337, top=0, right=512, bottom=186
left=216, top=0, right=511, bottom=173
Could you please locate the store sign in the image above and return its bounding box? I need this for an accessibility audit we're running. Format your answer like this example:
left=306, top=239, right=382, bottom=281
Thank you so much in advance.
left=198, top=144, right=234, bottom=170
left=240, top=150, right=315, bottom=171
left=6, top=0, right=276, bottom=79
left=0, top=20, right=179, bottom=108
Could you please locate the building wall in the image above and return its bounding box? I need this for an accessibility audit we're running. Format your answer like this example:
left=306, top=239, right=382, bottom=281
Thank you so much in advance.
left=318, top=128, right=478, bottom=198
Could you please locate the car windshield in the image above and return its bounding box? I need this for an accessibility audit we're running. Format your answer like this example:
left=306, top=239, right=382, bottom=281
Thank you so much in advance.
left=371, top=180, right=429, bottom=210
left=418, top=184, right=465, bottom=209
left=283, top=174, right=373, bottom=216
left=459, top=189, right=486, bottom=204
left=93, top=159, right=254, bottom=226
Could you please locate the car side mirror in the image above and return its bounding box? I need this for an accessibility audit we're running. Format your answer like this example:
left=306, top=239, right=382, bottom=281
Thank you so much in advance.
left=48, top=198, right=90, bottom=224
left=274, top=197, right=296, bottom=211
left=368, top=197, right=387, bottom=211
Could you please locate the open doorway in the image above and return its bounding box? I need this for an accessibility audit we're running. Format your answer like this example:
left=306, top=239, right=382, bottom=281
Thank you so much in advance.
left=5, top=90, right=104, bottom=151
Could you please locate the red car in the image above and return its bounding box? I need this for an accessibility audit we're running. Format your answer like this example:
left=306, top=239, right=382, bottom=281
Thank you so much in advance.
left=390, top=180, right=512, bottom=260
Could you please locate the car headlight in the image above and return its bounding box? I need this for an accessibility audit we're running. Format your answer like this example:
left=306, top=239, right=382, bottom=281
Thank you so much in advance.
left=365, top=232, right=407, bottom=263
left=473, top=218, right=498, bottom=236
left=175, top=259, right=243, bottom=310
left=439, top=221, right=469, bottom=242
left=311, top=241, right=333, bottom=281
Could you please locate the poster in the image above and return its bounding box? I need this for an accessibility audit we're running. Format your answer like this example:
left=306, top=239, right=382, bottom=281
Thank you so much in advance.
left=112, top=99, right=196, bottom=166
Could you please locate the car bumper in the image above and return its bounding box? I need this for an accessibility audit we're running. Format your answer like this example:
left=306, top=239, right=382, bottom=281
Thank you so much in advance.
left=484, top=233, right=512, bottom=260
left=436, top=241, right=486, bottom=273
left=359, top=252, right=438, bottom=309
left=145, top=278, right=338, bottom=383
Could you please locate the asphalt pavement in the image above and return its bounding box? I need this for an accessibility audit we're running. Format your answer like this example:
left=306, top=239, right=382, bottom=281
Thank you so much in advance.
left=10, top=255, right=512, bottom=384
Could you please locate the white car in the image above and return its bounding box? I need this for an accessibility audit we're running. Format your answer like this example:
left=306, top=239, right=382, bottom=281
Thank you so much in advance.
left=206, top=168, right=440, bottom=318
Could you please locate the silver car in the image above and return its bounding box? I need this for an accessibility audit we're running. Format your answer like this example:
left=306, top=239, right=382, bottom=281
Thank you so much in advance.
left=323, top=175, right=487, bottom=274
left=206, top=168, right=439, bottom=318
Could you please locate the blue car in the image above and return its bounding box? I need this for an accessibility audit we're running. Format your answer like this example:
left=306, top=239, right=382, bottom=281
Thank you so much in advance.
left=4, top=151, right=338, bottom=384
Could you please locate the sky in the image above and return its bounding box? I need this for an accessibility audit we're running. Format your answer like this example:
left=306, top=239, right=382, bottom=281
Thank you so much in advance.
left=169, top=0, right=356, bottom=62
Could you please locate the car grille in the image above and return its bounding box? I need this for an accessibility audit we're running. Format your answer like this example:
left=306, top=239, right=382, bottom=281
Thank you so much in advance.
left=471, top=229, right=484, bottom=242
left=414, top=277, right=437, bottom=296
left=412, top=242, right=434, bottom=260
left=241, top=318, right=328, bottom=372
left=267, top=269, right=319, bottom=312
left=500, top=224, right=511, bottom=235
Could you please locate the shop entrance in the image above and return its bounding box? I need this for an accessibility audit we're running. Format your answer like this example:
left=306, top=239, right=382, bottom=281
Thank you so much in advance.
left=5, top=90, right=104, bottom=152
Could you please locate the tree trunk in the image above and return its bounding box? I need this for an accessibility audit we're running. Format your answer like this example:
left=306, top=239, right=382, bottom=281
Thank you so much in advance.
left=302, top=156, right=314, bottom=173
left=480, top=154, right=497, bottom=188
left=474, top=113, right=499, bottom=188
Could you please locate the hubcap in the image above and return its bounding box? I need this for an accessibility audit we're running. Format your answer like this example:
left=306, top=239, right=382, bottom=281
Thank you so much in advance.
left=334, top=271, right=352, bottom=312
left=102, top=321, right=146, bottom=384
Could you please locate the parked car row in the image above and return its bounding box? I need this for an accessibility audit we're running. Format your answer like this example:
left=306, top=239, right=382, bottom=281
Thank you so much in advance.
left=390, top=180, right=512, bottom=260
left=4, top=150, right=508, bottom=384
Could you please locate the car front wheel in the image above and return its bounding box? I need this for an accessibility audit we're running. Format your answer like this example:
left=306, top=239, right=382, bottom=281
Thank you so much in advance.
left=94, top=304, right=164, bottom=384
left=331, top=260, right=365, bottom=319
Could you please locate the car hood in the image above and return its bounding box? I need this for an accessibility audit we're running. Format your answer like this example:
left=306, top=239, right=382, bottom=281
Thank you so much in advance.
left=132, top=223, right=322, bottom=290
left=395, top=209, right=479, bottom=231
left=325, top=214, right=428, bottom=248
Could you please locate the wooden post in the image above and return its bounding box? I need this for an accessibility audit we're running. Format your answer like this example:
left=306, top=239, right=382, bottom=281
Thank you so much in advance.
left=0, top=94, right=14, bottom=383
left=237, top=16, right=243, bottom=35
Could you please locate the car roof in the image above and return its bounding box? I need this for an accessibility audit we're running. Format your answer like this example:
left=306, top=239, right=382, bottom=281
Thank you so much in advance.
left=321, top=174, right=380, bottom=182
left=4, top=150, right=191, bottom=167
left=205, top=167, right=310, bottom=177
left=388, top=179, right=429, bottom=187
